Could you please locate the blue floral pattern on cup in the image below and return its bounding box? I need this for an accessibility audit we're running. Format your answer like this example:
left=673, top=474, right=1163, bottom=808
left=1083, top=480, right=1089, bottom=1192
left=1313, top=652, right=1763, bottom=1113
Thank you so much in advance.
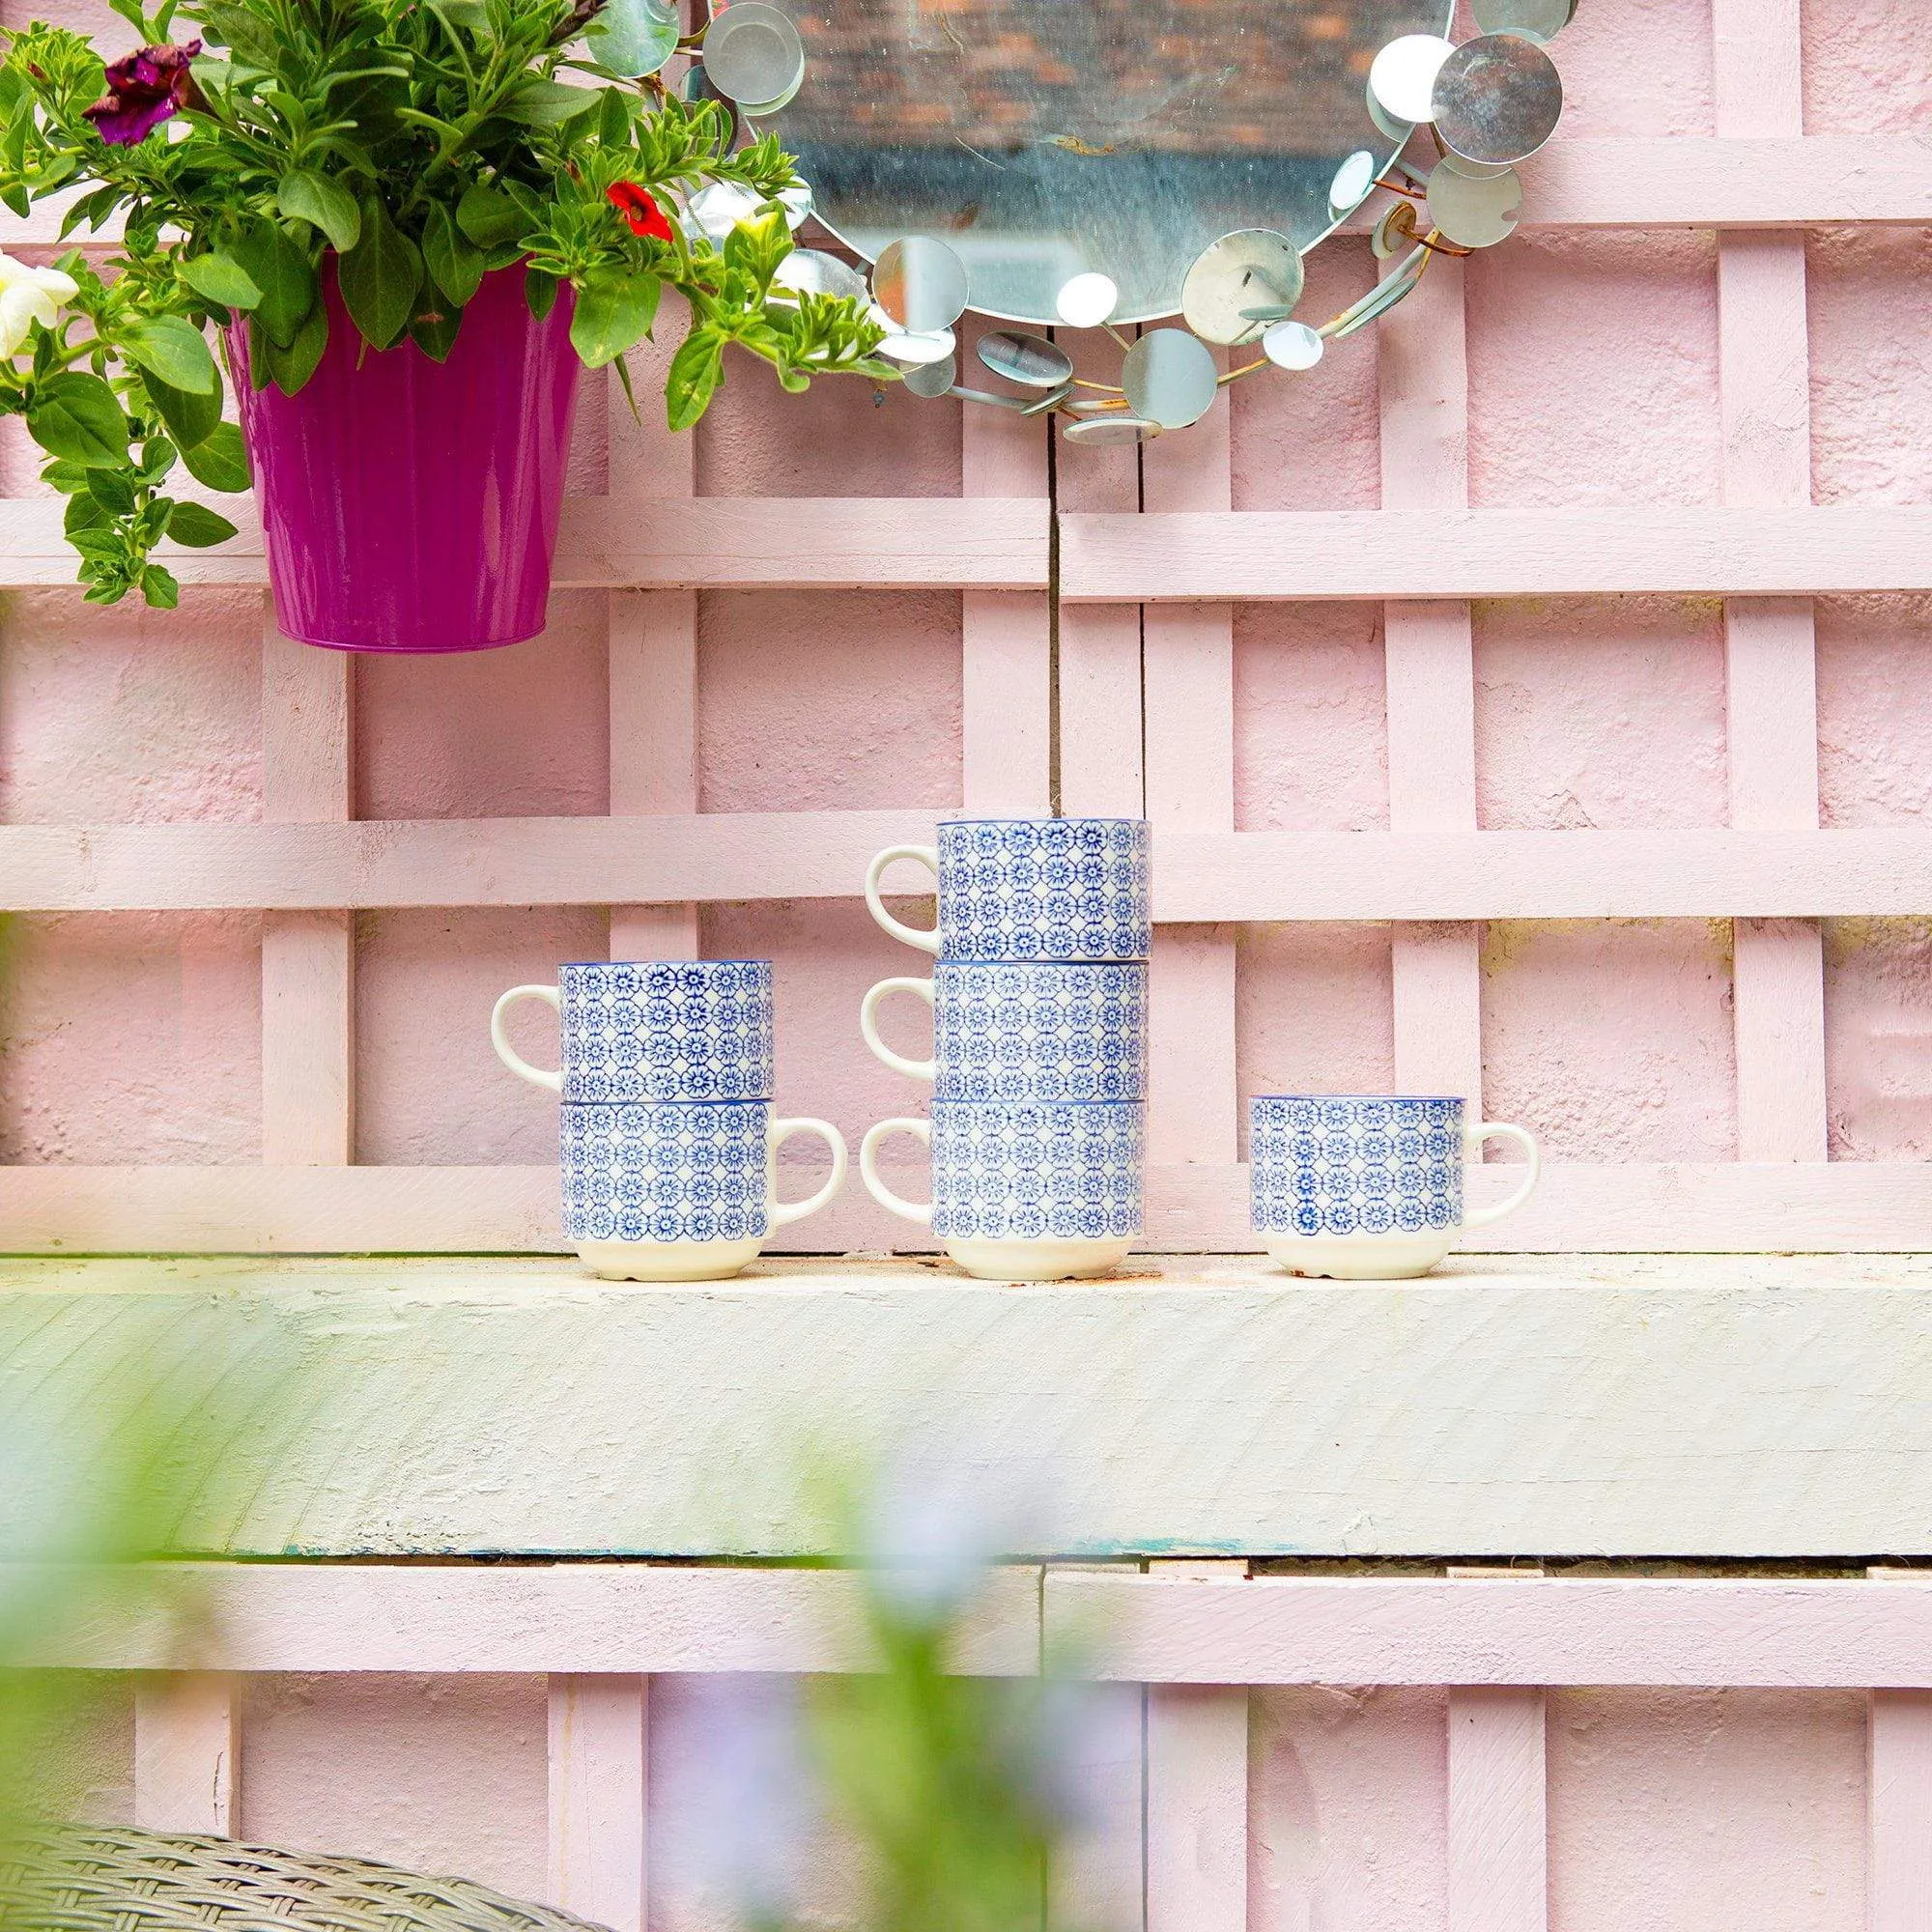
left=1250, top=1094, right=1463, bottom=1238
left=939, top=818, right=1151, bottom=961
left=934, top=960, right=1147, bottom=1101
left=929, top=1099, right=1143, bottom=1242
left=561, top=1100, right=770, bottom=1245
left=557, top=959, right=773, bottom=1102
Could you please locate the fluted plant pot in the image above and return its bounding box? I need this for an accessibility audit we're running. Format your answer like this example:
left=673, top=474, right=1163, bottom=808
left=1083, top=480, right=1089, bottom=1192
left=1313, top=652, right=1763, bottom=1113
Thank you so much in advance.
left=229, top=263, right=580, bottom=654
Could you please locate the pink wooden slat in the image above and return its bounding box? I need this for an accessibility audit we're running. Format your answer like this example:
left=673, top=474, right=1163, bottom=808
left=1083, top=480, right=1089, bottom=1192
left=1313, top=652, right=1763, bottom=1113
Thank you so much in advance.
left=1869, top=1571, right=1932, bottom=1932
left=1057, top=330, right=1144, bottom=818
left=0, top=496, right=1049, bottom=590
left=1050, top=1575, right=1932, bottom=1688
left=260, top=618, right=354, bottom=1166
left=7, top=1156, right=1932, bottom=1253
left=24, top=822, right=1932, bottom=919
left=1380, top=252, right=1484, bottom=1113
left=133, top=1673, right=238, bottom=1835
left=1146, top=1561, right=1249, bottom=1932
left=961, top=318, right=1052, bottom=813
left=1446, top=1570, right=1547, bottom=1932
left=16, top=138, right=1930, bottom=249
left=26, top=1563, right=1041, bottom=1677
left=548, top=1675, right=648, bottom=1932
left=1058, top=505, right=1932, bottom=602
left=610, top=326, right=700, bottom=962
left=1715, top=0, right=1828, bottom=1165
left=1143, top=359, right=1236, bottom=1167
left=1447, top=1688, right=1548, bottom=1932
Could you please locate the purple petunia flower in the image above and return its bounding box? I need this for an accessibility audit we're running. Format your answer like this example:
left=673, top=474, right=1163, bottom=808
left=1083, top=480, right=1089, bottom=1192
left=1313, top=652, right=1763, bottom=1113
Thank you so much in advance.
left=84, top=40, right=203, bottom=146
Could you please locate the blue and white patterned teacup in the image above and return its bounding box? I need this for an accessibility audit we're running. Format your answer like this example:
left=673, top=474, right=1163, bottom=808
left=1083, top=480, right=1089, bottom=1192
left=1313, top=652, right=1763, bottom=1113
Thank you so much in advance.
left=561, top=1100, right=845, bottom=1280
left=861, top=1099, right=1143, bottom=1281
left=866, top=818, right=1151, bottom=962
left=861, top=961, right=1148, bottom=1103
left=1249, top=1094, right=1540, bottom=1279
left=492, top=959, right=774, bottom=1102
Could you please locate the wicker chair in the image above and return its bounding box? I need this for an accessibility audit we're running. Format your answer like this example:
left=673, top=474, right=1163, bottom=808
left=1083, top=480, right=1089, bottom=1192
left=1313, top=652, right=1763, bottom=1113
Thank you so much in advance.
left=0, top=1822, right=612, bottom=1932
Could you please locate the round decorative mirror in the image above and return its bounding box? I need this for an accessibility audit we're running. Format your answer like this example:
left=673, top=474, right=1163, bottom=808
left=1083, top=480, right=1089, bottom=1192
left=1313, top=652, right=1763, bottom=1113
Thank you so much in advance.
left=763, top=0, right=1452, bottom=326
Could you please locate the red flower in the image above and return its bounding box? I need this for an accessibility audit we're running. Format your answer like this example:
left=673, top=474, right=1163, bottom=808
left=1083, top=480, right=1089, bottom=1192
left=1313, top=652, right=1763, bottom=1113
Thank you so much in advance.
left=607, top=181, right=674, bottom=243
left=85, top=39, right=203, bottom=146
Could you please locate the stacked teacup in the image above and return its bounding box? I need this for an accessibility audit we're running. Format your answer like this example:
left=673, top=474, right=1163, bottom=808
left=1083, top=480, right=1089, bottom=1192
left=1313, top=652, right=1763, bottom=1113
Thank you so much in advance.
left=858, top=817, right=1151, bottom=1281
left=491, top=959, right=845, bottom=1282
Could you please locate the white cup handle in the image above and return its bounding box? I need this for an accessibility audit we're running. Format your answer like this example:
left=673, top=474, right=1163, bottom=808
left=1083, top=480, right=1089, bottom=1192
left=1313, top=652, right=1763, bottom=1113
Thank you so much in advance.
left=1463, top=1121, right=1541, bottom=1229
left=491, top=984, right=562, bottom=1093
left=860, top=977, right=937, bottom=1081
left=859, top=1117, right=933, bottom=1226
left=768, top=1117, right=847, bottom=1228
left=865, top=844, right=942, bottom=955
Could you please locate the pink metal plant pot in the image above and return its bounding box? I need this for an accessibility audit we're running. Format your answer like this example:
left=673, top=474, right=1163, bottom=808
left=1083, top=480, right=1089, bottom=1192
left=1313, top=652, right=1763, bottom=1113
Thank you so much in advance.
left=228, top=264, right=580, bottom=654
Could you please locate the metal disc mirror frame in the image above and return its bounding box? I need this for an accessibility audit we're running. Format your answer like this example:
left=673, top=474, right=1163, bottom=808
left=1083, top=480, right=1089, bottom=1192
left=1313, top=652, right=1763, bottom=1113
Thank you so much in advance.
left=756, top=0, right=1456, bottom=327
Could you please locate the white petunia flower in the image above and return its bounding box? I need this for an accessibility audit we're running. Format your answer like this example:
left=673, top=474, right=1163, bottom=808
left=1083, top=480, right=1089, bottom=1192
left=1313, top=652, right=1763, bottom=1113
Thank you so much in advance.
left=0, top=254, right=79, bottom=357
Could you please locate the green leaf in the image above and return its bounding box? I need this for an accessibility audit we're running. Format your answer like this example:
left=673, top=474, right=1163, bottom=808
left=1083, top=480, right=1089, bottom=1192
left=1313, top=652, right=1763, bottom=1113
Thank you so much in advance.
left=597, top=83, right=631, bottom=147
left=39, top=459, right=91, bottom=496
left=180, top=250, right=263, bottom=310
left=230, top=219, right=317, bottom=347
left=664, top=325, right=724, bottom=432
left=584, top=0, right=678, bottom=79
left=278, top=168, right=361, bottom=254
left=140, top=563, right=182, bottom=609
left=165, top=500, right=239, bottom=548
left=525, top=269, right=558, bottom=322
left=410, top=303, right=463, bottom=361
left=64, top=487, right=114, bottom=538
left=456, top=181, right=526, bottom=250
left=337, top=194, right=421, bottom=350
left=498, top=78, right=593, bottom=126
left=26, top=372, right=129, bottom=469
left=120, top=315, right=217, bottom=395
left=58, top=184, right=123, bottom=239
left=199, top=1, right=279, bottom=64
left=179, top=421, right=251, bottom=493
left=264, top=297, right=327, bottom=396
left=422, top=201, right=484, bottom=308
left=569, top=271, right=659, bottom=369
left=143, top=371, right=222, bottom=451
left=86, top=466, right=137, bottom=515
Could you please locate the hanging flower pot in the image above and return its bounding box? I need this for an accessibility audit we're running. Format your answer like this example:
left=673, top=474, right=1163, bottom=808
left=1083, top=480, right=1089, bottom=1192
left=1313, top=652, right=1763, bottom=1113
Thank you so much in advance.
left=0, top=0, right=897, bottom=644
left=229, top=264, right=579, bottom=654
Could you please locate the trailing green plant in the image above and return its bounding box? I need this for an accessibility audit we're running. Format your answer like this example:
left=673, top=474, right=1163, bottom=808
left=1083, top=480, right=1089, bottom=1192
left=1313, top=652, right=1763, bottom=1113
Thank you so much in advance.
left=0, top=0, right=891, bottom=606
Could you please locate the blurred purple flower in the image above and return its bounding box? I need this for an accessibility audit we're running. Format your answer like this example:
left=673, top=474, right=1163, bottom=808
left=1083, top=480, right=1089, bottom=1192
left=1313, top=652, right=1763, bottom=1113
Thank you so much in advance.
left=85, top=41, right=203, bottom=146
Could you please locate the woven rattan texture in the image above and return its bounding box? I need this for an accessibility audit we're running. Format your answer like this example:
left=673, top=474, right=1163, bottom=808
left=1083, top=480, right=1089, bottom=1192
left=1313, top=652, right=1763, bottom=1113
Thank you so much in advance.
left=0, top=1823, right=611, bottom=1932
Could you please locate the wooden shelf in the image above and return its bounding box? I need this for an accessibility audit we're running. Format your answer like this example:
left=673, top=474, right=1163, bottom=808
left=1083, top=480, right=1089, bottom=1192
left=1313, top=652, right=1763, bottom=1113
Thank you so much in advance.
left=4, top=1252, right=1927, bottom=1562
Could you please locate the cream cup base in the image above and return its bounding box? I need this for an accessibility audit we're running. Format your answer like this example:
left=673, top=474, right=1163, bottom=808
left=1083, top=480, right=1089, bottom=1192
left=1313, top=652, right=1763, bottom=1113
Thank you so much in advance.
left=1262, top=1231, right=1456, bottom=1281
left=942, top=1236, right=1135, bottom=1283
left=576, top=1236, right=765, bottom=1283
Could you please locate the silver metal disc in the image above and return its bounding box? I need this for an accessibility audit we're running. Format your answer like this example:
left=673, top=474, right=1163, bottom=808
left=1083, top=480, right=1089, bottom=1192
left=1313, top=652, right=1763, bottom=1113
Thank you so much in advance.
left=735, top=71, right=805, bottom=119
left=1432, top=34, right=1564, bottom=166
left=949, top=386, right=1032, bottom=412
left=1054, top=272, right=1119, bottom=329
left=1064, top=415, right=1161, bottom=446
left=1426, top=159, right=1522, bottom=247
left=902, top=355, right=957, bottom=398
left=1329, top=150, right=1378, bottom=213
left=873, top=237, right=970, bottom=333
left=681, top=180, right=765, bottom=244
left=1368, top=34, right=1456, bottom=125
left=775, top=178, right=812, bottom=229
left=1262, top=320, right=1324, bottom=371
left=584, top=0, right=678, bottom=79
left=1371, top=199, right=1417, bottom=260
left=701, top=2, right=805, bottom=108
left=877, top=327, right=956, bottom=367
left=1181, top=229, right=1305, bottom=347
left=1470, top=0, right=1577, bottom=43
left=1121, top=327, right=1219, bottom=430
left=1020, top=383, right=1073, bottom=416
left=1364, top=76, right=1410, bottom=144
left=1435, top=147, right=1516, bottom=181
left=771, top=247, right=868, bottom=304
left=977, top=329, right=1074, bottom=390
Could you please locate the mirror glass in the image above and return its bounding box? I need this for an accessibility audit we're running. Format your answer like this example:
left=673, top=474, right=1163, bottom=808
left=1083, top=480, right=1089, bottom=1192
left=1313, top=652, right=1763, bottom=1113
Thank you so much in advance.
left=765, top=0, right=1454, bottom=326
